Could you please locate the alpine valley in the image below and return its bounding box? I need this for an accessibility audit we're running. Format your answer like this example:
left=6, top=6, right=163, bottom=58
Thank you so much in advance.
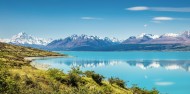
left=1, top=31, right=190, bottom=51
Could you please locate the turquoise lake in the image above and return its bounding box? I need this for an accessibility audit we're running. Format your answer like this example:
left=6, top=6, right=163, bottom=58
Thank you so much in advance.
left=33, top=51, right=190, bottom=94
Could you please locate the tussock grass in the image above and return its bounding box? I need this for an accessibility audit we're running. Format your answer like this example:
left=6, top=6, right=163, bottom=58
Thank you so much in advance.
left=0, top=42, right=159, bottom=94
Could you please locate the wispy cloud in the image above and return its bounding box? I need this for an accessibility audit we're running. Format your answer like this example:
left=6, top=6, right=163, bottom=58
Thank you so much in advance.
left=81, top=17, right=103, bottom=20
left=153, top=17, right=174, bottom=21
left=151, top=16, right=190, bottom=23
left=155, top=81, right=174, bottom=86
left=151, top=17, right=174, bottom=23
left=127, top=6, right=149, bottom=11
left=151, top=7, right=190, bottom=12
left=126, top=6, right=190, bottom=12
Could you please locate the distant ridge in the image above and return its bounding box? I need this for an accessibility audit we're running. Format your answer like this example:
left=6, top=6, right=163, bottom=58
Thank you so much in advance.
left=1, top=31, right=190, bottom=51
left=122, top=31, right=190, bottom=44
left=46, top=34, right=120, bottom=50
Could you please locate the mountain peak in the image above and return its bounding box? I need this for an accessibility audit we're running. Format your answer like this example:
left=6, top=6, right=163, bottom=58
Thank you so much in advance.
left=9, top=32, right=52, bottom=45
left=161, top=33, right=179, bottom=38
left=69, top=34, right=100, bottom=40
left=18, top=32, right=27, bottom=36
left=17, top=32, right=30, bottom=37
left=180, top=31, right=190, bottom=38
left=137, top=33, right=159, bottom=39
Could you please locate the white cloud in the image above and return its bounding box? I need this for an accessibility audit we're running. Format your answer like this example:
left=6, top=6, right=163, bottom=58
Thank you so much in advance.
left=151, top=7, right=190, bottom=12
left=127, top=6, right=190, bottom=12
left=81, top=17, right=103, bottom=20
left=127, top=6, right=149, bottom=11
left=144, top=24, right=148, bottom=28
left=155, top=81, right=174, bottom=86
left=153, top=17, right=174, bottom=21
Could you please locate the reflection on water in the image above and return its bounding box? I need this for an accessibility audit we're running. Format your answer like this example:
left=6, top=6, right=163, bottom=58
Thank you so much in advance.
left=33, top=51, right=190, bottom=94
left=39, top=58, right=190, bottom=72
left=128, top=60, right=190, bottom=72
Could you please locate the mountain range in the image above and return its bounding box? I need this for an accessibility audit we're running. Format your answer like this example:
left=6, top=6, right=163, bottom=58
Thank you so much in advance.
left=0, top=32, right=52, bottom=48
left=46, top=34, right=120, bottom=51
left=1, top=31, right=190, bottom=51
left=122, top=31, right=190, bottom=44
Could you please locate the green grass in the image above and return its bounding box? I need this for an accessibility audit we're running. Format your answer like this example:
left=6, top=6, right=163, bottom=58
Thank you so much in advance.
left=0, top=42, right=159, bottom=94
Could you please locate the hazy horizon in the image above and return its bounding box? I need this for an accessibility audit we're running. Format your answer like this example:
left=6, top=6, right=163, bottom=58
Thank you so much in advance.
left=1, top=31, right=190, bottom=41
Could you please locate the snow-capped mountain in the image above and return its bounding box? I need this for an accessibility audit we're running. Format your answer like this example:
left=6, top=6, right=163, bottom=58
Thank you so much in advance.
left=9, top=32, right=52, bottom=45
left=46, top=34, right=117, bottom=50
left=2, top=31, right=190, bottom=51
left=160, top=33, right=179, bottom=38
left=137, top=33, right=159, bottom=39
left=122, top=33, right=159, bottom=44
left=109, top=37, right=122, bottom=43
left=123, top=31, right=190, bottom=44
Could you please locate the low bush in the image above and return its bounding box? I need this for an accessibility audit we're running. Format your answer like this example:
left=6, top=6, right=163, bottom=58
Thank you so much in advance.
left=47, top=68, right=67, bottom=83
left=131, top=84, right=159, bottom=94
left=66, top=72, right=81, bottom=87
left=0, top=65, right=19, bottom=94
left=69, top=67, right=83, bottom=75
left=84, top=70, right=104, bottom=85
left=67, top=67, right=83, bottom=87
left=92, top=73, right=104, bottom=85
left=84, top=70, right=95, bottom=77
left=108, top=77, right=126, bottom=88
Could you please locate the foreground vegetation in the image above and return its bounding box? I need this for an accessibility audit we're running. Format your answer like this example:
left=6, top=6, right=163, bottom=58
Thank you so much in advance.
left=0, top=42, right=159, bottom=94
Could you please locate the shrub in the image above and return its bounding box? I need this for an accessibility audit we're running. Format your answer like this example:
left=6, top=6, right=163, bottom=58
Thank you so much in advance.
left=0, top=65, right=19, bottom=94
left=84, top=70, right=95, bottom=77
left=84, top=70, right=104, bottom=85
left=23, top=75, right=38, bottom=88
left=66, top=72, right=81, bottom=87
left=130, top=84, right=159, bottom=94
left=150, top=88, right=159, bottom=94
left=69, top=67, right=83, bottom=75
left=14, top=73, right=21, bottom=81
left=66, top=67, right=83, bottom=87
left=47, top=68, right=67, bottom=83
left=92, top=73, right=104, bottom=85
left=108, top=77, right=126, bottom=88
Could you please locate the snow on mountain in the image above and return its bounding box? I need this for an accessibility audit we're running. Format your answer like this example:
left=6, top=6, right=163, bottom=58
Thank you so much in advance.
left=110, top=37, right=122, bottom=43
left=137, top=33, right=159, bottom=39
left=46, top=34, right=117, bottom=50
left=9, top=32, right=52, bottom=45
left=180, top=31, right=190, bottom=38
left=2, top=31, right=190, bottom=49
left=123, top=31, right=190, bottom=44
left=160, top=33, right=179, bottom=38
left=122, top=33, right=160, bottom=44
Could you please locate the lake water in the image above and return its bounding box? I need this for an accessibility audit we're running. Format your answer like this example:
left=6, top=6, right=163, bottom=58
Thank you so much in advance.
left=33, top=51, right=190, bottom=94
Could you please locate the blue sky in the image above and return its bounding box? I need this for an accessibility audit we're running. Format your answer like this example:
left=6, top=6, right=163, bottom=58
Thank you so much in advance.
left=1, top=0, right=190, bottom=39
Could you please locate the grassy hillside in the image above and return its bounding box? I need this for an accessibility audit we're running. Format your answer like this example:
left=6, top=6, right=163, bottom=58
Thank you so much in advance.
left=0, top=42, right=159, bottom=94
left=0, top=42, right=62, bottom=67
